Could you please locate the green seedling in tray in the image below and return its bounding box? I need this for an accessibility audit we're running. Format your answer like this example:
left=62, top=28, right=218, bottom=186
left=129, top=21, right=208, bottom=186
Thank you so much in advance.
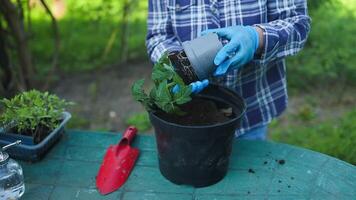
left=0, top=90, right=73, bottom=136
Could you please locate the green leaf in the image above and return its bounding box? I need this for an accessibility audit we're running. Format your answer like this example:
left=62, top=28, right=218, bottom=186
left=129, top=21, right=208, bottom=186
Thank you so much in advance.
left=131, top=54, right=193, bottom=115
left=151, top=66, right=167, bottom=82
left=155, top=80, right=171, bottom=104
left=149, top=86, right=157, bottom=100
left=158, top=52, right=171, bottom=65
left=172, top=73, right=185, bottom=86
left=131, top=79, right=152, bottom=111
left=174, top=84, right=192, bottom=105
left=162, top=63, right=175, bottom=73
left=131, top=79, right=148, bottom=101
left=152, top=63, right=175, bottom=83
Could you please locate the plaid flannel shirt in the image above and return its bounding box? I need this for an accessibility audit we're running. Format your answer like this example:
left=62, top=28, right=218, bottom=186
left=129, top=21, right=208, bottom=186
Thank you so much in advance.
left=146, top=0, right=311, bottom=135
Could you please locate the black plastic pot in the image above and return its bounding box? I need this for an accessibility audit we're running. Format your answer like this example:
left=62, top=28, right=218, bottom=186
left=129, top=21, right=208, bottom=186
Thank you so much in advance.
left=149, top=85, right=245, bottom=187
left=0, top=112, right=71, bottom=162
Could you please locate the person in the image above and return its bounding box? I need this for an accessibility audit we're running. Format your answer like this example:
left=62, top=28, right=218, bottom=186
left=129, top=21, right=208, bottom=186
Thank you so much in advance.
left=146, top=0, right=311, bottom=140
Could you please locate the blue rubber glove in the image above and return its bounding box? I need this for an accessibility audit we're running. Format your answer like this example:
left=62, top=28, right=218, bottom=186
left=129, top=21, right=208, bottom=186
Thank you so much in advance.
left=172, top=79, right=209, bottom=94
left=201, top=26, right=259, bottom=76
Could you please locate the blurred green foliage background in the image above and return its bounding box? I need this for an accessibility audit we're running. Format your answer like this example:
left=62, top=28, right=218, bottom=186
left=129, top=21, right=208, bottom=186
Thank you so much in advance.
left=287, top=0, right=356, bottom=91
left=28, top=0, right=356, bottom=88
left=29, top=0, right=147, bottom=74
left=2, top=0, right=356, bottom=164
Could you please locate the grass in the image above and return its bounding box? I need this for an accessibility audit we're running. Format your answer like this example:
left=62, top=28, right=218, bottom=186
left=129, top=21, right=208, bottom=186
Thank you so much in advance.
left=66, top=114, right=91, bottom=130
left=287, top=0, right=356, bottom=91
left=270, top=110, right=356, bottom=165
left=125, top=112, right=151, bottom=132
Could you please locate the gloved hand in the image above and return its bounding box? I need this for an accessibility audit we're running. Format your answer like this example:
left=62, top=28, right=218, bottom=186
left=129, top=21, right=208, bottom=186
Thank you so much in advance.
left=201, top=26, right=259, bottom=76
left=172, top=79, right=209, bottom=94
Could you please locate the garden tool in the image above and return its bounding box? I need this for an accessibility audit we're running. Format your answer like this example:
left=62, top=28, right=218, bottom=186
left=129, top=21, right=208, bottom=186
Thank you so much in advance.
left=96, top=126, right=139, bottom=195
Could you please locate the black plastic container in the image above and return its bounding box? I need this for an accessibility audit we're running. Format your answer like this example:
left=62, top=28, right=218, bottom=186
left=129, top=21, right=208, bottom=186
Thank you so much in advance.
left=149, top=85, right=245, bottom=187
left=0, top=112, right=71, bottom=161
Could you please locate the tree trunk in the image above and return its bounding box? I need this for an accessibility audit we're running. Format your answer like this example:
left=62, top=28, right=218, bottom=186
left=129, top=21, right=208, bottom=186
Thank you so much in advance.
left=0, top=22, right=14, bottom=97
left=39, top=0, right=60, bottom=90
left=119, top=0, right=138, bottom=64
left=119, top=0, right=130, bottom=64
left=0, top=0, right=35, bottom=90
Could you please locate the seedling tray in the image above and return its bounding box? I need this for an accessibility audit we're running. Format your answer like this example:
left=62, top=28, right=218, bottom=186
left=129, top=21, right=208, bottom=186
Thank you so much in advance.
left=0, top=112, right=71, bottom=162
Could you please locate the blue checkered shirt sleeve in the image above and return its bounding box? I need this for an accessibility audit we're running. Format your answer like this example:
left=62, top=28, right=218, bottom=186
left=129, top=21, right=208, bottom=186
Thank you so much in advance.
left=146, top=0, right=183, bottom=63
left=253, top=0, right=311, bottom=66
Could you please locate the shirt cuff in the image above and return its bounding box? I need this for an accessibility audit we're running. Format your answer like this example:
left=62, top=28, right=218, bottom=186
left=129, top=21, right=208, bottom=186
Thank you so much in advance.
left=251, top=24, right=280, bottom=66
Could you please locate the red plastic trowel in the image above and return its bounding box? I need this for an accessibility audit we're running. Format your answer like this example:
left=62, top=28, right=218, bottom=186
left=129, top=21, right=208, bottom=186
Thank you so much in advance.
left=96, top=126, right=139, bottom=195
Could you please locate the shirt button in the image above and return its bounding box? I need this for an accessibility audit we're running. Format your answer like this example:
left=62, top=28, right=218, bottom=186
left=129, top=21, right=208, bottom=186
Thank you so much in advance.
left=176, top=4, right=181, bottom=12
left=211, top=7, right=218, bottom=15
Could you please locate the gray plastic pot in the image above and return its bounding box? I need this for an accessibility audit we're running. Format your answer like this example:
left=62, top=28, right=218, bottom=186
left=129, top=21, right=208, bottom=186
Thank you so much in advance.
left=182, top=33, right=223, bottom=80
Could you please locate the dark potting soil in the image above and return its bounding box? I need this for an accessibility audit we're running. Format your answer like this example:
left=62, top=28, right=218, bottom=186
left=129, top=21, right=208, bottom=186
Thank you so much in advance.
left=278, top=159, right=286, bottom=165
left=9, top=122, right=57, bottom=144
left=157, top=98, right=234, bottom=126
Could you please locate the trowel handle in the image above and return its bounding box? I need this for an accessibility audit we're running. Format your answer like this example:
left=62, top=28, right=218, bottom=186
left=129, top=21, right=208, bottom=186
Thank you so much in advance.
left=122, top=126, right=137, bottom=144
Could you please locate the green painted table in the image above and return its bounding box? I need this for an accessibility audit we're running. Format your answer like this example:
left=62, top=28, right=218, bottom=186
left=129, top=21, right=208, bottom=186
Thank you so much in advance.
left=20, top=130, right=356, bottom=200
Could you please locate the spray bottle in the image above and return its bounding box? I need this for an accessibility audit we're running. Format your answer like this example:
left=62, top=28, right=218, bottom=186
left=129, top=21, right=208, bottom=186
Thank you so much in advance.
left=0, top=141, right=25, bottom=200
